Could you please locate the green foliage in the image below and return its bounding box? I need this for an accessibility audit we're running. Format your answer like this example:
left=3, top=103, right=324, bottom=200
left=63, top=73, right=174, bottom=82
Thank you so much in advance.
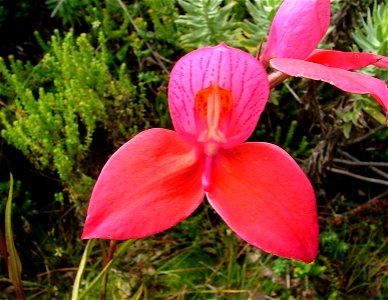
left=352, top=1, right=387, bottom=81
left=0, top=0, right=32, bottom=22
left=0, top=180, right=36, bottom=227
left=43, top=0, right=179, bottom=65
left=73, top=240, right=133, bottom=300
left=332, top=1, right=388, bottom=138
left=85, top=0, right=179, bottom=64
left=0, top=1, right=7, bottom=24
left=272, top=257, right=325, bottom=280
left=173, top=0, right=286, bottom=54
left=0, top=30, right=148, bottom=203
left=143, top=0, right=179, bottom=47
left=46, top=0, right=90, bottom=25
left=71, top=207, right=272, bottom=299
left=334, top=100, right=364, bottom=139
left=269, top=120, right=313, bottom=158
left=1, top=32, right=105, bottom=202
left=176, top=0, right=243, bottom=50
left=68, top=205, right=387, bottom=299
left=241, top=0, right=281, bottom=52
left=0, top=1, right=387, bottom=299
left=320, top=231, right=350, bottom=258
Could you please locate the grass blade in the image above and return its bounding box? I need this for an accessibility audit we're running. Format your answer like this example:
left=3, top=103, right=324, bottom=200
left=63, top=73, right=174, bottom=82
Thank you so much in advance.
left=77, top=239, right=133, bottom=300
left=71, top=239, right=95, bottom=300
left=5, top=173, right=25, bottom=299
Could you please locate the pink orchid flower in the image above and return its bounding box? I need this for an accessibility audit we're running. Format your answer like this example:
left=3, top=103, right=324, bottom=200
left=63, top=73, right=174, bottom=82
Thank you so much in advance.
left=82, top=44, right=319, bottom=263
left=261, top=0, right=388, bottom=112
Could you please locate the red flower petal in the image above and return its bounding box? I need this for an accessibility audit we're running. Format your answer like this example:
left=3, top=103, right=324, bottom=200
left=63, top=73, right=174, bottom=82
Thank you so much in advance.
left=207, top=143, right=318, bottom=263
left=261, top=0, right=330, bottom=65
left=82, top=128, right=205, bottom=240
left=168, top=43, right=269, bottom=147
left=307, top=49, right=388, bottom=70
left=271, top=58, right=388, bottom=112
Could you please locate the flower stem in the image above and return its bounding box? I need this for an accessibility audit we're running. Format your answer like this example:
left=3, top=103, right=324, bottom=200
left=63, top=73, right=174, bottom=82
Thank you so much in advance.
left=99, top=240, right=118, bottom=300
left=268, top=71, right=290, bottom=88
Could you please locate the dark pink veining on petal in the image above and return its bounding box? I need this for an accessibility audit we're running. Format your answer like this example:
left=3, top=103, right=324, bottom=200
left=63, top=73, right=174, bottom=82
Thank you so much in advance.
left=168, top=43, right=269, bottom=148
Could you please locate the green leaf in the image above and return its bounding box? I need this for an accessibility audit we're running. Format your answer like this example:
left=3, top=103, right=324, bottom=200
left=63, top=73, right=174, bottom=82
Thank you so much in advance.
left=71, top=239, right=95, bottom=300
left=5, top=173, right=25, bottom=299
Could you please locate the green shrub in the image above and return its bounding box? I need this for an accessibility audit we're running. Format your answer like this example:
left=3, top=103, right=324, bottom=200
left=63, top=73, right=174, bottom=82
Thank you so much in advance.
left=0, top=31, right=148, bottom=204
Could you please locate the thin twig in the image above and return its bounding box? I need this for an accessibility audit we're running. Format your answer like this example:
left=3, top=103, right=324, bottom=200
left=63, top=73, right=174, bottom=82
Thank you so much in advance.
left=284, top=81, right=302, bottom=103
left=338, top=151, right=388, bottom=180
left=333, top=158, right=388, bottom=168
left=117, top=0, right=170, bottom=74
left=50, top=0, right=66, bottom=18
left=346, top=124, right=387, bottom=145
left=333, top=191, right=388, bottom=221
left=38, top=267, right=79, bottom=277
left=333, top=158, right=388, bottom=180
left=256, top=36, right=265, bottom=60
left=327, top=167, right=388, bottom=186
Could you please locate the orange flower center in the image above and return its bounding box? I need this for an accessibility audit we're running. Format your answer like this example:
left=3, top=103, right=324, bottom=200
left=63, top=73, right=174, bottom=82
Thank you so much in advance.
left=194, top=82, right=233, bottom=145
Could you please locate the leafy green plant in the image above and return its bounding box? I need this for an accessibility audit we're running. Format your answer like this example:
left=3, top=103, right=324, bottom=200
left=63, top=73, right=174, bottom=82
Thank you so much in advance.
left=0, top=30, right=148, bottom=204
left=330, top=1, right=388, bottom=138
left=265, top=119, right=313, bottom=158
left=176, top=0, right=243, bottom=50
left=241, top=0, right=281, bottom=52
left=320, top=231, right=350, bottom=258
left=0, top=1, right=386, bottom=299
left=352, top=1, right=387, bottom=81
left=143, top=0, right=179, bottom=47
left=46, top=0, right=90, bottom=26
left=0, top=31, right=107, bottom=203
